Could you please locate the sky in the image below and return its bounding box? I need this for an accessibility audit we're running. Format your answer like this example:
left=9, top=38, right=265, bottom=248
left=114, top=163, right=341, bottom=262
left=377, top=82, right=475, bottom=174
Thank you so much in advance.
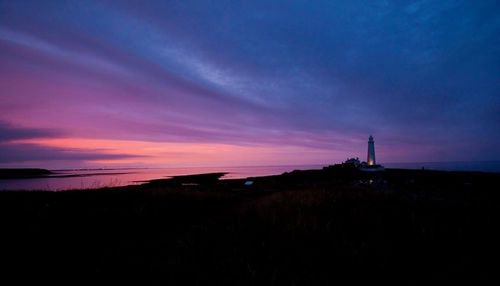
left=1, top=0, right=499, bottom=169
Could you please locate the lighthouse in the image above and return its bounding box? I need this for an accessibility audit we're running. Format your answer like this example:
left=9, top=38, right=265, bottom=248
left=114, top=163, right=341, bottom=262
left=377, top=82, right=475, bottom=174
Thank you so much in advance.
left=367, top=135, right=376, bottom=166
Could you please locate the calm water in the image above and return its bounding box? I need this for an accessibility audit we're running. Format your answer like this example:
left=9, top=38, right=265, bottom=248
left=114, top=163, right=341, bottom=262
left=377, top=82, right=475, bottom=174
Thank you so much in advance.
left=0, top=165, right=322, bottom=191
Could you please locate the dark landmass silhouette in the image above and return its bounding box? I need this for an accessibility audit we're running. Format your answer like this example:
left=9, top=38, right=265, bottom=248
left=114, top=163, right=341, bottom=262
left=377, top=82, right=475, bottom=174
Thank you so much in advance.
left=0, top=168, right=53, bottom=179
left=0, top=166, right=499, bottom=284
left=141, top=172, right=228, bottom=186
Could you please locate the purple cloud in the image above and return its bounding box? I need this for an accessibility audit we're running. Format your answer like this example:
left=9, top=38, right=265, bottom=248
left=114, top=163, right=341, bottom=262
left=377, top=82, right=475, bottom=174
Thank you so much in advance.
left=0, top=0, right=499, bottom=167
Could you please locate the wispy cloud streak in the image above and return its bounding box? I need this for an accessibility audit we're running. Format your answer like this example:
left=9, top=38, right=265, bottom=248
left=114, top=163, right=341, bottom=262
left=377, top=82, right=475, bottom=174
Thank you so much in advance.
left=0, top=0, right=499, bottom=167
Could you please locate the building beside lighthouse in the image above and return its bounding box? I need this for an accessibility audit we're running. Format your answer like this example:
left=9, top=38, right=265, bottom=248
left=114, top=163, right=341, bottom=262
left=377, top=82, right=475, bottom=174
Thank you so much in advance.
left=367, top=135, right=376, bottom=166
left=335, top=135, right=384, bottom=171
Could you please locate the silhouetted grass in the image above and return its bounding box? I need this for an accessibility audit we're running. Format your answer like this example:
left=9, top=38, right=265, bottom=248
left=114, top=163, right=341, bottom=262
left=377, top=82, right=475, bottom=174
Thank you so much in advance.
left=0, top=168, right=499, bottom=285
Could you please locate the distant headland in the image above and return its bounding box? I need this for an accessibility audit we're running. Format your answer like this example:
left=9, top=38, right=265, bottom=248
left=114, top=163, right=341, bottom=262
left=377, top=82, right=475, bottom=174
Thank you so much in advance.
left=0, top=168, right=53, bottom=179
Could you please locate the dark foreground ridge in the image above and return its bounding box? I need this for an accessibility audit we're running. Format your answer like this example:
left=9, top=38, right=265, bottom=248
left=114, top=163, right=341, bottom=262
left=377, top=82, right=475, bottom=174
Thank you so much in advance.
left=1, top=166, right=499, bottom=285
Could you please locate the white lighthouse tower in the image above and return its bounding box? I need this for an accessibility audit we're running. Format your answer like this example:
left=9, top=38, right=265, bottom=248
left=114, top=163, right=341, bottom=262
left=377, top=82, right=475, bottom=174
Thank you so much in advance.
left=367, top=135, right=376, bottom=166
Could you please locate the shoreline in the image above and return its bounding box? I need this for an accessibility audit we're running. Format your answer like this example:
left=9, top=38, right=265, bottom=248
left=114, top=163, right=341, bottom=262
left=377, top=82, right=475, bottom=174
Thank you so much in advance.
left=1, top=165, right=499, bottom=192
left=1, top=166, right=499, bottom=283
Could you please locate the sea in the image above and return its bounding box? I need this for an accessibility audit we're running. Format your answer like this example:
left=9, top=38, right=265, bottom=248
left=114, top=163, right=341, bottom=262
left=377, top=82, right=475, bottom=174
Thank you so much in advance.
left=1, top=161, right=499, bottom=191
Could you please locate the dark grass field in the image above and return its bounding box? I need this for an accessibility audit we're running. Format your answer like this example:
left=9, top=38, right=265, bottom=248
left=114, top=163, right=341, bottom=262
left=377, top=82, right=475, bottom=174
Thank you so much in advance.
left=1, top=167, right=499, bottom=285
